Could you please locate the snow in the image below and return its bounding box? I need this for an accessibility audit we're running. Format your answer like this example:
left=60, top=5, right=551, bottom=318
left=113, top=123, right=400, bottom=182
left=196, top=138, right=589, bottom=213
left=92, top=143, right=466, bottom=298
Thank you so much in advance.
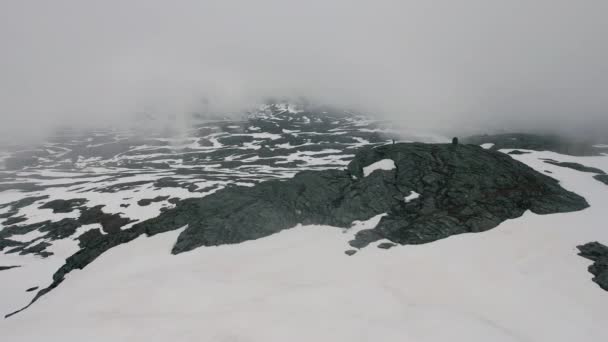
left=363, top=159, right=396, bottom=177
left=282, top=128, right=300, bottom=134
left=404, top=191, right=420, bottom=203
left=481, top=143, right=495, bottom=149
left=2, top=149, right=608, bottom=341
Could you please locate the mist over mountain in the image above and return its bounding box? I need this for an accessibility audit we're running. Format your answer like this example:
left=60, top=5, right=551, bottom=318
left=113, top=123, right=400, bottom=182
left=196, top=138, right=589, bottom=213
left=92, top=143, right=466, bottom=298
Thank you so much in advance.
left=1, top=0, right=607, bottom=143
left=3, top=3, right=608, bottom=339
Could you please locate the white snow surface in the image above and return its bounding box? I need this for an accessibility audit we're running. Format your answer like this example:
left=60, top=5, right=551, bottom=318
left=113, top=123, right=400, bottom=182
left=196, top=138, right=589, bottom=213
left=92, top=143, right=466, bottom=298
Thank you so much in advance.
left=404, top=191, right=420, bottom=203
left=481, top=143, right=495, bottom=149
left=363, top=159, right=396, bottom=177
left=1, top=150, right=608, bottom=341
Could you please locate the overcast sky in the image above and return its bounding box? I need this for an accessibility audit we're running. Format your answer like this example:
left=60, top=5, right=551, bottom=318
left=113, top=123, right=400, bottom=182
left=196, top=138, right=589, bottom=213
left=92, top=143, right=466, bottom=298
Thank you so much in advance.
left=1, top=0, right=607, bottom=141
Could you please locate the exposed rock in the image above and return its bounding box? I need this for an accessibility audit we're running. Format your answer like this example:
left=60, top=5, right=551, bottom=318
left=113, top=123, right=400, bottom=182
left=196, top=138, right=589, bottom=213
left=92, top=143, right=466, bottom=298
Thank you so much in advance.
left=10, top=242, right=53, bottom=258
left=137, top=196, right=170, bottom=206
left=463, top=133, right=604, bottom=156
left=0, top=239, right=25, bottom=252
left=594, top=175, right=608, bottom=186
left=39, top=198, right=87, bottom=213
left=577, top=242, right=608, bottom=291
left=508, top=150, right=531, bottom=155
left=7, top=143, right=589, bottom=318
left=543, top=160, right=605, bottom=174
left=346, top=144, right=588, bottom=248
left=0, top=265, right=21, bottom=271
left=78, top=206, right=134, bottom=234
left=96, top=180, right=152, bottom=193
left=377, top=242, right=397, bottom=249
left=0, top=195, right=49, bottom=211
left=26, top=287, right=38, bottom=292
left=3, top=216, right=27, bottom=225
left=344, top=250, right=357, bottom=256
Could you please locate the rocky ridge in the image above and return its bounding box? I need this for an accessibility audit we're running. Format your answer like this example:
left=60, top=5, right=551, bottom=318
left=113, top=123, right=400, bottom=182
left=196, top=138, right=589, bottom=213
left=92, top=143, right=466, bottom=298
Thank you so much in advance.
left=6, top=142, right=589, bottom=317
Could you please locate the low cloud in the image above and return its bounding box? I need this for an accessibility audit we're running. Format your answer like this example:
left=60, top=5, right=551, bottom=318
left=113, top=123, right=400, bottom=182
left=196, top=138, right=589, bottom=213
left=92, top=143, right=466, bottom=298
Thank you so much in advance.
left=1, top=0, right=607, bottom=142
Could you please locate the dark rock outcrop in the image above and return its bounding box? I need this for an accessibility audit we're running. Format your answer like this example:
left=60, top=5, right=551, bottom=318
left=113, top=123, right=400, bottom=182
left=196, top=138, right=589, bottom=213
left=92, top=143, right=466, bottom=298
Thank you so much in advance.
left=345, top=144, right=588, bottom=248
left=78, top=206, right=134, bottom=234
left=463, top=133, right=604, bottom=156
left=3, top=216, right=27, bottom=225
left=377, top=242, right=397, bottom=249
left=577, top=242, right=608, bottom=291
left=0, top=265, right=21, bottom=271
left=39, top=198, right=87, bottom=213
left=0, top=205, right=134, bottom=258
left=137, top=196, right=170, bottom=206
left=508, top=150, right=531, bottom=155
left=594, top=175, right=608, bottom=186
left=6, top=143, right=589, bottom=318
left=543, top=160, right=605, bottom=174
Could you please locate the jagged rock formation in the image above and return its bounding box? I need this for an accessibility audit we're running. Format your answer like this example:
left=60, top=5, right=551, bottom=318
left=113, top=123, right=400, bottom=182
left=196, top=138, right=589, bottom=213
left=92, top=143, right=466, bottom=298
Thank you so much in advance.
left=577, top=242, right=608, bottom=291
left=7, top=142, right=589, bottom=317
left=346, top=143, right=589, bottom=247
left=463, top=133, right=605, bottom=156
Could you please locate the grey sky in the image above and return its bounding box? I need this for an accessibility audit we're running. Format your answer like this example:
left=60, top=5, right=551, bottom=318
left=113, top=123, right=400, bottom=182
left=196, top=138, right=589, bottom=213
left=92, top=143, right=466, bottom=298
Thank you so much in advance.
left=1, top=0, right=607, bottom=141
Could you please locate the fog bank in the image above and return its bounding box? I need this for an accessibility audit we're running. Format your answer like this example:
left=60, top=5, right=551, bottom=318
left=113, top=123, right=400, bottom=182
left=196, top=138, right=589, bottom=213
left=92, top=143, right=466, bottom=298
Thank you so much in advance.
left=1, top=0, right=607, bottom=142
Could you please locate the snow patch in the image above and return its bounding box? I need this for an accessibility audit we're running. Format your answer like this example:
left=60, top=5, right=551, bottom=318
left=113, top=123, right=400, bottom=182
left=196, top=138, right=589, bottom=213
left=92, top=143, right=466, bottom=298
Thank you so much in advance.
left=404, top=191, right=420, bottom=203
left=363, top=159, right=396, bottom=177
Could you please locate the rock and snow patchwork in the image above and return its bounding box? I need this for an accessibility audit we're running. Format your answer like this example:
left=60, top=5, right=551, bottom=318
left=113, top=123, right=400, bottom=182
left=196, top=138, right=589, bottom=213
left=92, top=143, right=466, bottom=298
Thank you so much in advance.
left=1, top=104, right=403, bottom=316
left=2, top=104, right=608, bottom=340
left=1, top=142, right=590, bottom=320
left=362, top=159, right=396, bottom=177
left=2, top=148, right=608, bottom=341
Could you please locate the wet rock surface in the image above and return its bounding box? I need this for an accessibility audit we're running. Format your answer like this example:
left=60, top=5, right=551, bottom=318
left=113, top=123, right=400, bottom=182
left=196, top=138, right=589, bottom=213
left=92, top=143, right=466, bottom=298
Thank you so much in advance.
left=7, top=142, right=590, bottom=317
left=577, top=242, right=608, bottom=291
